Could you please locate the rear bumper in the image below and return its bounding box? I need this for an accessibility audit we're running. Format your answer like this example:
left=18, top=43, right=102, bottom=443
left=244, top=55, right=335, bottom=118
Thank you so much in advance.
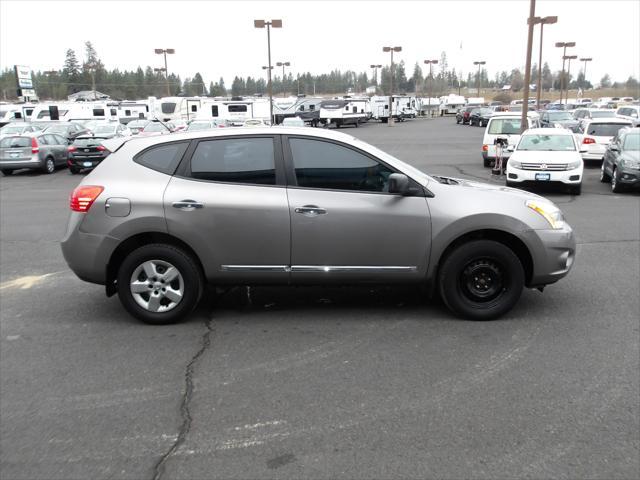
left=0, top=158, right=41, bottom=170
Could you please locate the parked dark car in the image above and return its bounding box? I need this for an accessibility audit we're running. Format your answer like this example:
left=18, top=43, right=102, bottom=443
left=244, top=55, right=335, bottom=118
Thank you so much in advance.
left=0, top=132, right=69, bottom=175
left=600, top=127, right=640, bottom=192
left=43, top=122, right=90, bottom=143
left=456, top=106, right=475, bottom=124
left=471, top=107, right=493, bottom=127
left=67, top=137, right=111, bottom=174
left=540, top=111, right=581, bottom=132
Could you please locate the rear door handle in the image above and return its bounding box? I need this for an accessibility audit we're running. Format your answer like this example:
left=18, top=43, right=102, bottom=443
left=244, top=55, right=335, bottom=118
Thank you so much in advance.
left=295, top=205, right=327, bottom=217
left=172, top=200, right=203, bottom=210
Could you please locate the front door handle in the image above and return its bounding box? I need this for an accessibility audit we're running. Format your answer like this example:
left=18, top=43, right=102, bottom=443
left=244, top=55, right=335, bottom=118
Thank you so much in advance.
left=295, top=205, right=327, bottom=217
left=172, top=200, right=203, bottom=211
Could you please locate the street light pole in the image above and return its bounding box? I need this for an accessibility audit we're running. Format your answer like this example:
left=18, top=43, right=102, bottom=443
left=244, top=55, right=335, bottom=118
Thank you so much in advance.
left=473, top=60, right=486, bottom=97
left=563, top=55, right=577, bottom=101
left=383, top=46, right=402, bottom=126
left=555, top=41, right=575, bottom=104
left=370, top=64, right=382, bottom=87
left=531, top=15, right=558, bottom=110
left=255, top=19, right=282, bottom=125
left=154, top=48, right=175, bottom=97
left=579, top=57, right=592, bottom=91
left=424, top=59, right=438, bottom=117
left=276, top=61, right=290, bottom=97
left=521, top=0, right=536, bottom=134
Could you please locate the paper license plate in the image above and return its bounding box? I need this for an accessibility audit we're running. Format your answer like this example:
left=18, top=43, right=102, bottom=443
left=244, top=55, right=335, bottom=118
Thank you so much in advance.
left=535, top=173, right=551, bottom=181
left=83, top=162, right=93, bottom=167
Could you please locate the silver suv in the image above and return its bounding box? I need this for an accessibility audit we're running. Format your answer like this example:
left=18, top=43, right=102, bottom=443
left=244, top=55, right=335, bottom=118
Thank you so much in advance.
left=61, top=127, right=576, bottom=324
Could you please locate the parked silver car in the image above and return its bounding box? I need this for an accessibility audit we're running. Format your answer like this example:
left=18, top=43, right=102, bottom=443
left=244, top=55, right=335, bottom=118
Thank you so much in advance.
left=0, top=132, right=69, bottom=175
left=61, top=128, right=576, bottom=324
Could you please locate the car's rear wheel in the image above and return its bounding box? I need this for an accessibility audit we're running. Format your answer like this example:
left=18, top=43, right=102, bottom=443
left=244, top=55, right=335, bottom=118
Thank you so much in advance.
left=117, top=244, right=203, bottom=325
left=69, top=166, right=81, bottom=175
left=438, top=240, right=524, bottom=320
left=42, top=157, right=55, bottom=174
left=483, top=158, right=491, bottom=167
left=1, top=169, right=14, bottom=176
left=600, top=162, right=611, bottom=183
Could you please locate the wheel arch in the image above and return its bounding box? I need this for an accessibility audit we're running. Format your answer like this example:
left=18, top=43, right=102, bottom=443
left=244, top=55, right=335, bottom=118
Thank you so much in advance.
left=105, top=232, right=205, bottom=297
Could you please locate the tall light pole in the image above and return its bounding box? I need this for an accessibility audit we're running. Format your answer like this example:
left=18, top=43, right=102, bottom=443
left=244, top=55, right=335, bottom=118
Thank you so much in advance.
left=276, top=61, right=290, bottom=97
left=424, top=59, right=438, bottom=117
left=531, top=15, right=558, bottom=110
left=255, top=19, right=282, bottom=125
left=473, top=60, right=486, bottom=97
left=154, top=48, right=175, bottom=97
left=563, top=55, right=577, bottom=102
left=579, top=57, right=592, bottom=91
left=555, top=41, right=575, bottom=104
left=370, top=64, right=382, bottom=86
left=383, top=46, right=402, bottom=126
left=521, top=0, right=536, bottom=133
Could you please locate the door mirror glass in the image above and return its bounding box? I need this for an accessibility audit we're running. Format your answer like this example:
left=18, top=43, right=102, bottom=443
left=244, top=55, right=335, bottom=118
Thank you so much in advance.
left=388, top=173, right=410, bottom=194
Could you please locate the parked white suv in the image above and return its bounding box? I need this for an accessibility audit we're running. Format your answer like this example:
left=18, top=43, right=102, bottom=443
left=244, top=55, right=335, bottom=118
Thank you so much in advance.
left=506, top=128, right=584, bottom=195
left=576, top=118, right=633, bottom=161
left=616, top=105, right=640, bottom=126
left=481, top=112, right=540, bottom=167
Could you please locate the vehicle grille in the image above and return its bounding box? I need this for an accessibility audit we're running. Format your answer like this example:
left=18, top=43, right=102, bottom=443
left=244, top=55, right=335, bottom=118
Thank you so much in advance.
left=520, top=163, right=568, bottom=171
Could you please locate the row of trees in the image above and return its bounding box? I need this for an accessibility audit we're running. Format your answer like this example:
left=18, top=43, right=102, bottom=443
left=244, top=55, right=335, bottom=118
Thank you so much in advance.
left=1, top=44, right=638, bottom=101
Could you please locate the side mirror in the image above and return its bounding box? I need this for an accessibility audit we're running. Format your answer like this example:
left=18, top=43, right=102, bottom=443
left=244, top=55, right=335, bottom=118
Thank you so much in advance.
left=506, top=145, right=515, bottom=152
left=388, top=173, right=410, bottom=195
left=610, top=145, right=619, bottom=152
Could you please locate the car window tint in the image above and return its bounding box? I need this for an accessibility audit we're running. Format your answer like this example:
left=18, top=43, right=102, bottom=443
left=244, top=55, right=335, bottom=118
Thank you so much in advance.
left=289, top=138, right=394, bottom=193
left=0, top=137, right=29, bottom=148
left=488, top=119, right=522, bottom=134
left=134, top=142, right=189, bottom=175
left=587, top=123, right=631, bottom=137
left=189, top=138, right=275, bottom=185
left=623, top=134, right=640, bottom=151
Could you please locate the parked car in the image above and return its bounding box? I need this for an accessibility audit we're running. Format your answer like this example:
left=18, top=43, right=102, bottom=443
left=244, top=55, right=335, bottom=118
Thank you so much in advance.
left=186, top=119, right=230, bottom=131
left=540, top=111, right=581, bottom=132
left=138, top=121, right=174, bottom=137
left=243, top=119, right=270, bottom=127
left=89, top=123, right=132, bottom=139
left=61, top=128, right=576, bottom=325
left=0, top=122, right=42, bottom=138
left=481, top=113, right=541, bottom=167
left=281, top=116, right=305, bottom=127
left=576, top=118, right=633, bottom=162
left=67, top=137, right=111, bottom=174
left=505, top=128, right=584, bottom=195
left=0, top=132, right=69, bottom=175
left=470, top=107, right=493, bottom=127
left=172, top=120, right=188, bottom=132
left=456, top=106, right=475, bottom=125
left=127, top=120, right=151, bottom=135
left=600, top=127, right=640, bottom=192
left=616, top=105, right=640, bottom=126
left=573, top=108, right=617, bottom=127
left=43, top=122, right=90, bottom=143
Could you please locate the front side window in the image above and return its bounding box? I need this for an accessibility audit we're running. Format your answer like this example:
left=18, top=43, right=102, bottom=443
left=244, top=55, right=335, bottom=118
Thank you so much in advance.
left=623, top=134, right=640, bottom=151
left=134, top=142, right=189, bottom=174
left=189, top=137, right=275, bottom=185
left=289, top=138, right=394, bottom=193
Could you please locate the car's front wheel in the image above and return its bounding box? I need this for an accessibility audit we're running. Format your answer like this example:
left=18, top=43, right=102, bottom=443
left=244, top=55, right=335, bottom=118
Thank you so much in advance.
left=438, top=240, right=524, bottom=320
left=600, top=162, right=611, bottom=182
left=117, top=244, right=203, bottom=324
left=610, top=167, right=623, bottom=193
left=1, top=169, right=14, bottom=176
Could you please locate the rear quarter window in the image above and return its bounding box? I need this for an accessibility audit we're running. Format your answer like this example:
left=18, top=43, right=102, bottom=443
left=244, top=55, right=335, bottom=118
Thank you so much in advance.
left=134, top=141, right=189, bottom=175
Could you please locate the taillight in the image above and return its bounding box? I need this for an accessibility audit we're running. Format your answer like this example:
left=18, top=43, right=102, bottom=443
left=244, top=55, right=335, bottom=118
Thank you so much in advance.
left=96, top=145, right=106, bottom=151
left=583, top=137, right=595, bottom=144
left=68, top=145, right=77, bottom=152
left=482, top=144, right=489, bottom=151
left=70, top=185, right=104, bottom=212
left=31, top=137, right=39, bottom=154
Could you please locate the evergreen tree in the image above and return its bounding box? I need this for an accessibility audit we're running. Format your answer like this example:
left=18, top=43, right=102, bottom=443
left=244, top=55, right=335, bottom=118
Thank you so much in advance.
left=600, top=74, right=611, bottom=88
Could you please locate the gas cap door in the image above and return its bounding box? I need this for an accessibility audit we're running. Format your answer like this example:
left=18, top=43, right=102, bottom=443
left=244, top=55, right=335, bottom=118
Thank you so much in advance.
left=105, top=197, right=131, bottom=217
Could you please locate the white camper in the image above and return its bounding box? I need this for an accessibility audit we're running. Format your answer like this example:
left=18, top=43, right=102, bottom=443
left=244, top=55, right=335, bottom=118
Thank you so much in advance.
left=199, top=98, right=271, bottom=125
left=29, top=102, right=119, bottom=123
left=319, top=98, right=369, bottom=127
left=370, top=95, right=414, bottom=122
left=273, top=96, right=324, bottom=125
left=155, top=96, right=204, bottom=122
left=116, top=101, right=149, bottom=124
left=439, top=94, right=466, bottom=115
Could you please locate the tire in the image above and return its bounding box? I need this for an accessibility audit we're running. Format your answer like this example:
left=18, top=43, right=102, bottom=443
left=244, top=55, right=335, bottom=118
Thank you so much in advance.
left=1, top=169, right=14, bottom=176
left=600, top=162, right=611, bottom=183
left=69, top=166, right=81, bottom=175
left=438, top=240, right=525, bottom=321
left=42, top=157, right=55, bottom=174
left=569, top=184, right=582, bottom=195
left=483, top=157, right=492, bottom=168
left=117, top=244, right=203, bottom=325
left=611, top=167, right=623, bottom=193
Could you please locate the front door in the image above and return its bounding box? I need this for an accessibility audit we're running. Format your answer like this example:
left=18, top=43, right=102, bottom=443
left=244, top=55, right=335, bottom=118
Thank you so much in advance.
left=283, top=136, right=431, bottom=283
left=164, top=135, right=290, bottom=284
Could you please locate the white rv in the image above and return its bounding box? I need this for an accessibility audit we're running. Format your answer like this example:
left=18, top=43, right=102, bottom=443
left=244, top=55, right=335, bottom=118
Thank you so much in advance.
left=439, top=94, right=466, bottom=115
left=319, top=98, right=369, bottom=127
left=155, top=96, right=205, bottom=122
left=0, top=103, right=37, bottom=126
left=418, top=97, right=440, bottom=116
left=29, top=102, right=119, bottom=123
left=116, top=101, right=149, bottom=124
left=273, top=96, right=323, bottom=125
left=198, top=98, right=271, bottom=125
left=370, top=95, right=414, bottom=122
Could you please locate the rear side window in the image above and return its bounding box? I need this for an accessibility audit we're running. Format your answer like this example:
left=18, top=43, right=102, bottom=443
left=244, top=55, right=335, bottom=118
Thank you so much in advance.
left=488, top=118, right=522, bottom=134
left=587, top=123, right=631, bottom=137
left=0, top=137, right=29, bottom=148
left=189, top=137, right=275, bottom=185
left=134, top=142, right=189, bottom=175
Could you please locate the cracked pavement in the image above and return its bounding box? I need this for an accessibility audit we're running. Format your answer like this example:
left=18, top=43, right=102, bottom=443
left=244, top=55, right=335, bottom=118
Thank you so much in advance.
left=1, top=118, right=638, bottom=479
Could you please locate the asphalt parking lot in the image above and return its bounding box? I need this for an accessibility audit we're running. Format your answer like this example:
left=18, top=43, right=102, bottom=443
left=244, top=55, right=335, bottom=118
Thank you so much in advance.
left=1, top=117, right=638, bottom=480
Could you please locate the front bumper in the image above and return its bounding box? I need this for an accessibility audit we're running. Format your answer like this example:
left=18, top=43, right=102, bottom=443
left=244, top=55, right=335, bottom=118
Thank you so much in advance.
left=616, top=167, right=640, bottom=188
left=506, top=166, right=583, bottom=185
left=523, top=225, right=577, bottom=287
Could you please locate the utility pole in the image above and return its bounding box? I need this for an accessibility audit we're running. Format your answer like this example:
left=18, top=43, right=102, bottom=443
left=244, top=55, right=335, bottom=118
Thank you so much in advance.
left=531, top=16, right=558, bottom=110
left=563, top=55, right=577, bottom=102
left=473, top=60, right=486, bottom=97
left=521, top=0, right=536, bottom=133
left=555, top=41, right=575, bottom=104
left=254, top=19, right=282, bottom=124
left=580, top=57, right=592, bottom=90
left=383, top=46, right=402, bottom=126
left=154, top=48, right=175, bottom=97
left=276, top=61, right=290, bottom=97
left=424, top=59, right=438, bottom=117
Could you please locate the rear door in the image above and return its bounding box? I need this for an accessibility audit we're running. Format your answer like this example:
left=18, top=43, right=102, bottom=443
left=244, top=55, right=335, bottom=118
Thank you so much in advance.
left=0, top=136, right=32, bottom=162
left=163, top=135, right=291, bottom=284
left=283, top=135, right=430, bottom=283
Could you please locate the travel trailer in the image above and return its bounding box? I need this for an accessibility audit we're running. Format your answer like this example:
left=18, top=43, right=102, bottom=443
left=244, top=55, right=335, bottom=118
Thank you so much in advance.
left=155, top=96, right=205, bottom=122
left=198, top=98, right=271, bottom=125
left=319, top=98, right=369, bottom=127
left=29, top=102, right=119, bottom=123
left=370, top=95, right=415, bottom=122
left=273, top=96, right=323, bottom=125
left=439, top=94, right=466, bottom=115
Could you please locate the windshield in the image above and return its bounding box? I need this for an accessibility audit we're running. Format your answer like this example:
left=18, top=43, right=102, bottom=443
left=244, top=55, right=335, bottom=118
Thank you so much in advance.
left=93, top=125, right=116, bottom=134
left=0, top=126, right=24, bottom=134
left=488, top=118, right=522, bottom=135
left=143, top=123, right=167, bottom=132
left=518, top=134, right=575, bottom=151
left=591, top=110, right=616, bottom=118
left=0, top=137, right=30, bottom=148
left=587, top=123, right=631, bottom=137
left=623, top=134, right=640, bottom=151
left=547, top=112, right=573, bottom=121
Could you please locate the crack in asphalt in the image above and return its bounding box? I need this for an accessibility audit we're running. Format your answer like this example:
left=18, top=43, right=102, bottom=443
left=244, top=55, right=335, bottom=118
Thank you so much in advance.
left=151, top=316, right=214, bottom=480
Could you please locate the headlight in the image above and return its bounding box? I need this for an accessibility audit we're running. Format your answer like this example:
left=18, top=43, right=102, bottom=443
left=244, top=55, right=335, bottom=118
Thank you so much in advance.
left=621, top=159, right=640, bottom=169
left=526, top=200, right=566, bottom=229
left=509, top=159, right=522, bottom=169
left=567, top=159, right=583, bottom=170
